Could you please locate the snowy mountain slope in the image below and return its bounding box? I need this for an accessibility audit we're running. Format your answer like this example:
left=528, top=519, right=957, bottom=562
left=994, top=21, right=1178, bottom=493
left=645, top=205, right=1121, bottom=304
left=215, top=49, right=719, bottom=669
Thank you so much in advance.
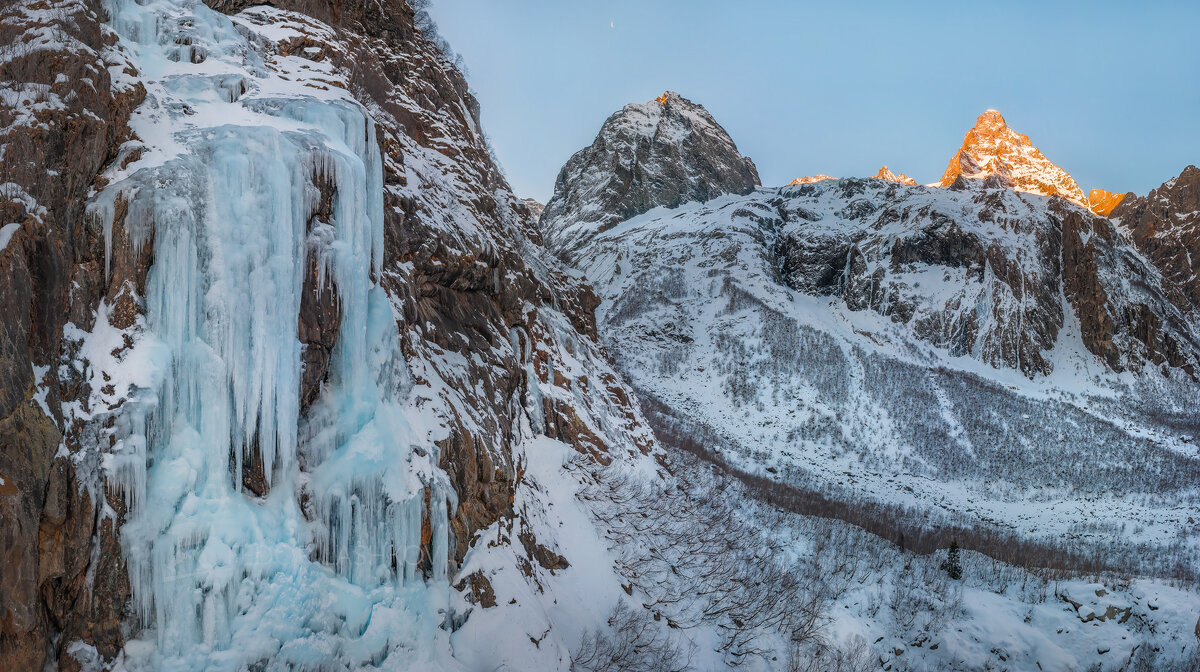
left=772, top=178, right=1198, bottom=376
left=540, top=92, right=1200, bottom=593
left=1113, top=165, right=1200, bottom=318
left=572, top=184, right=1200, bottom=561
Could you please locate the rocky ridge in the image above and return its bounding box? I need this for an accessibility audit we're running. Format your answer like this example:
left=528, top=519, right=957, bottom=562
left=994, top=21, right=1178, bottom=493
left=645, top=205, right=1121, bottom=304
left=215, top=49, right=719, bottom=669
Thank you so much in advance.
left=542, top=97, right=1198, bottom=379
left=1112, top=165, right=1200, bottom=317
left=789, top=174, right=836, bottom=185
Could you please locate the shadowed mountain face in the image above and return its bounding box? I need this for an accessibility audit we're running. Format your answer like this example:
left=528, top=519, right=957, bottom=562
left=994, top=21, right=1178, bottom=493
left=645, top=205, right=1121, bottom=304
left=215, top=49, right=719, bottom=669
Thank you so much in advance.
left=538, top=91, right=760, bottom=257
left=1112, top=165, right=1200, bottom=318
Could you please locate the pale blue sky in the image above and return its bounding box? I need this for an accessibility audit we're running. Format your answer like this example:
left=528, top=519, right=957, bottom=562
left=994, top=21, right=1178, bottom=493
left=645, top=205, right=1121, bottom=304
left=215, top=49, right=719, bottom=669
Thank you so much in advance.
left=428, top=1, right=1200, bottom=203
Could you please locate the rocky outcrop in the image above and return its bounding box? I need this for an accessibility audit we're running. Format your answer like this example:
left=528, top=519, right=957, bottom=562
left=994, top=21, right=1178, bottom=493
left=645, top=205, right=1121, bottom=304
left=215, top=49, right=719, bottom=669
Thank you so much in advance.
left=1060, top=206, right=1197, bottom=375
left=539, top=91, right=760, bottom=256
left=522, top=197, right=546, bottom=223
left=939, top=110, right=1087, bottom=206
left=1110, top=165, right=1200, bottom=317
left=771, top=179, right=1199, bottom=376
left=875, top=165, right=917, bottom=185
left=0, top=1, right=146, bottom=669
left=773, top=179, right=1070, bottom=376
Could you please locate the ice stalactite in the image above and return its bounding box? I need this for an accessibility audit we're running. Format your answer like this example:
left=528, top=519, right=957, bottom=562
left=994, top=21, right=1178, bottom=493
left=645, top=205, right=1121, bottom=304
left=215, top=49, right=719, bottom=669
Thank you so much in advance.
left=87, top=0, right=453, bottom=666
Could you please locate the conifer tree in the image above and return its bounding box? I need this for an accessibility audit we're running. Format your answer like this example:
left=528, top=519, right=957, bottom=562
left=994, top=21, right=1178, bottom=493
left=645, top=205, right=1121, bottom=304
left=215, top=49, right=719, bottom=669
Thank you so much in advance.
left=941, top=540, right=963, bottom=580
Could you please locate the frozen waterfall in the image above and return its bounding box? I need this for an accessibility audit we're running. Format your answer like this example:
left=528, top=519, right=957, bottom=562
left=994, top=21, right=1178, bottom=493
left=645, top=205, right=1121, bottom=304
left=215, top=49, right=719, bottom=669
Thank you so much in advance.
left=88, top=0, right=454, bottom=667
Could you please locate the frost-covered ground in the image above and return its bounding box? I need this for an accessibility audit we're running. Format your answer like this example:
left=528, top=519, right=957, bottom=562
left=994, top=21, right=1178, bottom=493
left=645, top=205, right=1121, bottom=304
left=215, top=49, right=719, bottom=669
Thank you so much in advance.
left=549, top=442, right=1200, bottom=671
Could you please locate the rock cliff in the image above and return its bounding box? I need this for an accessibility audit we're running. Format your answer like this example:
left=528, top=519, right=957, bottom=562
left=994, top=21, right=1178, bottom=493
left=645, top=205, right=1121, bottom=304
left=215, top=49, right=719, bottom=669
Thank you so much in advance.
left=1111, top=165, right=1200, bottom=317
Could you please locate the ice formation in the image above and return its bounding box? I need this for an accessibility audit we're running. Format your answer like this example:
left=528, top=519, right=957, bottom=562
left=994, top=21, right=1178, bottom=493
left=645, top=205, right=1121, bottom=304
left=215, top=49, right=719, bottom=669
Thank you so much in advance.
left=87, top=0, right=453, bottom=667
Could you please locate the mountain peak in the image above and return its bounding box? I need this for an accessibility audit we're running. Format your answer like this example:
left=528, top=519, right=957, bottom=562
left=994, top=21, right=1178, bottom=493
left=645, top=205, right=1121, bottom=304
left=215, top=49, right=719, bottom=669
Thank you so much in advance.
left=875, top=165, right=917, bottom=185
left=788, top=174, right=836, bottom=185
left=938, top=109, right=1085, bottom=205
left=540, top=91, right=760, bottom=253
left=1087, top=188, right=1126, bottom=216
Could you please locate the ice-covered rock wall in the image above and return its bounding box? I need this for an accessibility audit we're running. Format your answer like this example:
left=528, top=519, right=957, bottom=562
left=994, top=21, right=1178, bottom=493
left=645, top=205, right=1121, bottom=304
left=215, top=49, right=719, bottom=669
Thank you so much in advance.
left=85, top=0, right=457, bottom=666
left=0, top=0, right=662, bottom=668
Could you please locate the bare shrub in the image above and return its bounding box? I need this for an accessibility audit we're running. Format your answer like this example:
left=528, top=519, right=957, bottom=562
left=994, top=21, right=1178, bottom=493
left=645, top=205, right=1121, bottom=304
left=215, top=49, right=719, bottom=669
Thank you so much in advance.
left=571, top=601, right=691, bottom=672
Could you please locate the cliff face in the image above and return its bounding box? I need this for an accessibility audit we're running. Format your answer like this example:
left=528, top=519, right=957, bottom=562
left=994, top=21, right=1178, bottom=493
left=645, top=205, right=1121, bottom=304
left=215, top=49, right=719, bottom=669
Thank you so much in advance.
left=776, top=179, right=1194, bottom=377
left=0, top=1, right=655, bottom=669
left=539, top=91, right=760, bottom=256
left=0, top=1, right=145, bottom=668
left=1111, top=165, right=1200, bottom=318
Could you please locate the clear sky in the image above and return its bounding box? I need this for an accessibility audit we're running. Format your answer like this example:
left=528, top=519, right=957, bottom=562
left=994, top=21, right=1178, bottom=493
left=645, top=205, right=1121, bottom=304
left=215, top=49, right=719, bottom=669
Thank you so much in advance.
left=427, top=1, right=1200, bottom=203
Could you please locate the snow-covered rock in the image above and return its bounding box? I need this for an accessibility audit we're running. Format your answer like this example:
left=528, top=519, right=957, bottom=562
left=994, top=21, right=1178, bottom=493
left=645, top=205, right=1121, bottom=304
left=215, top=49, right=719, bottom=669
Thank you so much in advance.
left=539, top=90, right=759, bottom=257
left=548, top=96, right=1200, bottom=620
left=1113, top=165, right=1200, bottom=317
left=938, top=109, right=1087, bottom=206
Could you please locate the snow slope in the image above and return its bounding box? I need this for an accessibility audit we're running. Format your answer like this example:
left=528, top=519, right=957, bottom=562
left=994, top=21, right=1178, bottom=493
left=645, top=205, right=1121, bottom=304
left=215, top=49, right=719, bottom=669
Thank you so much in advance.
left=573, top=179, right=1200, bottom=571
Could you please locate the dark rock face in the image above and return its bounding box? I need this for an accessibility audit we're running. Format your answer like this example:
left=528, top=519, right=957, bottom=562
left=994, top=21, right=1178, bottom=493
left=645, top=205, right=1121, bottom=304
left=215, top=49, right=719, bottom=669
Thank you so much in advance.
left=0, top=1, right=146, bottom=669
left=770, top=180, right=1067, bottom=376
left=1111, top=165, right=1200, bottom=317
left=267, top=0, right=550, bottom=562
left=764, top=179, right=1200, bottom=377
left=1061, top=207, right=1199, bottom=375
left=539, top=91, right=760, bottom=256
left=298, top=167, right=341, bottom=414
